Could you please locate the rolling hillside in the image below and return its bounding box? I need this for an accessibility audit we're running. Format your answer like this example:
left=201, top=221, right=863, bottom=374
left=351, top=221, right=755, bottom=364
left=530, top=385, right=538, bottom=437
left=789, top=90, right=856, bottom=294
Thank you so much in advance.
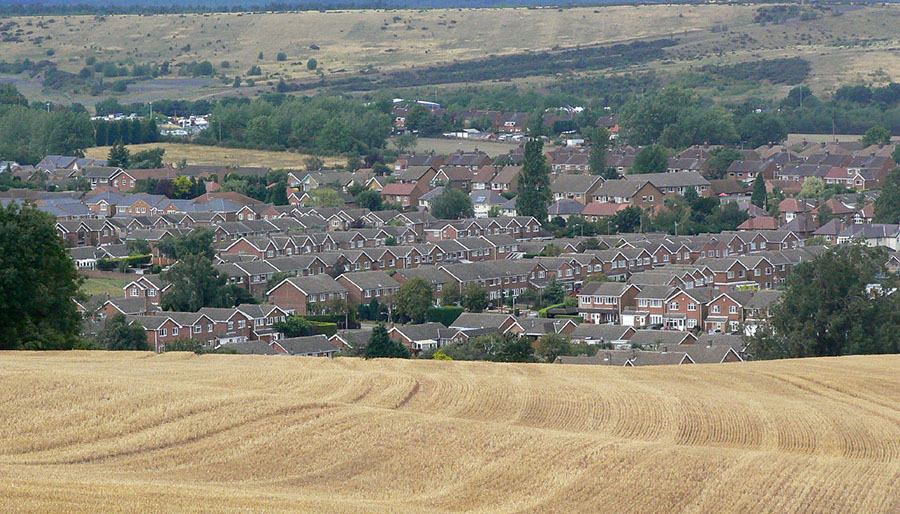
left=4, top=4, right=900, bottom=106
left=1, top=351, right=898, bottom=513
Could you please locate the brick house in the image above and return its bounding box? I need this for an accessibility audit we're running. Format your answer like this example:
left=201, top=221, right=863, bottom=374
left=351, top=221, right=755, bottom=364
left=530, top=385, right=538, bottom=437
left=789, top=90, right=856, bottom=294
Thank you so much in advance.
left=265, top=275, right=348, bottom=315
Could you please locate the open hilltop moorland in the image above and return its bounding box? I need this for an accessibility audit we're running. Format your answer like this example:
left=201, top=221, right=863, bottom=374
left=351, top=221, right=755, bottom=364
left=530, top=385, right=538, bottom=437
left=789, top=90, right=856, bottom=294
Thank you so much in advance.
left=3, top=4, right=900, bottom=106
left=1, top=351, right=898, bottom=513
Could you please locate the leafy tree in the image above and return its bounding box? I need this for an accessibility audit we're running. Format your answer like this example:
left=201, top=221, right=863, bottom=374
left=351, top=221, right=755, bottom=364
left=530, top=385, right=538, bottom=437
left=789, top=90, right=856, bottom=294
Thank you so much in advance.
left=97, top=313, right=149, bottom=351
left=747, top=244, right=900, bottom=359
left=462, top=283, right=489, bottom=313
left=126, top=239, right=150, bottom=255
left=493, top=333, right=536, bottom=362
left=265, top=181, right=289, bottom=206
left=307, top=58, right=318, bottom=71
left=613, top=205, right=642, bottom=233
left=431, top=186, right=474, bottom=220
left=160, top=255, right=233, bottom=312
left=739, top=112, right=787, bottom=147
left=751, top=173, right=767, bottom=208
left=129, top=147, right=165, bottom=169
left=543, top=278, right=566, bottom=306
left=364, top=323, right=409, bottom=359
left=394, top=133, right=417, bottom=153
left=307, top=187, right=343, bottom=207
left=862, top=125, right=892, bottom=147
left=276, top=52, right=287, bottom=61
left=0, top=83, right=27, bottom=106
left=158, top=227, right=216, bottom=260
left=799, top=176, right=826, bottom=198
left=441, top=286, right=462, bottom=306
left=516, top=137, right=552, bottom=222
left=352, top=189, right=381, bottom=211
left=632, top=145, right=668, bottom=174
left=396, top=277, right=434, bottom=324
left=817, top=204, right=836, bottom=225
left=874, top=169, right=900, bottom=223
left=533, top=333, right=572, bottom=363
left=304, top=156, right=324, bottom=171
left=273, top=315, right=314, bottom=338
left=892, top=145, right=900, bottom=166
left=107, top=140, right=130, bottom=168
left=620, top=87, right=696, bottom=145
left=583, top=273, right=609, bottom=283
left=589, top=126, right=610, bottom=176
left=705, top=147, right=742, bottom=180
left=0, top=203, right=83, bottom=350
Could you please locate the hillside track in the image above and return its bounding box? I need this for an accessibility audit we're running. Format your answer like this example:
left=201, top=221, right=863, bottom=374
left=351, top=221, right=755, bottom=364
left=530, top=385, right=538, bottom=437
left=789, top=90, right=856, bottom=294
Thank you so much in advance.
left=0, top=352, right=898, bottom=513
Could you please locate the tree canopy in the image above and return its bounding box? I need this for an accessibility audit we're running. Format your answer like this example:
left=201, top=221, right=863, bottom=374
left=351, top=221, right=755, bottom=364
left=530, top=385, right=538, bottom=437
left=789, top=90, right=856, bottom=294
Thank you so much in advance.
left=516, top=137, right=552, bottom=222
left=748, top=244, right=900, bottom=359
left=97, top=313, right=150, bottom=351
left=0, top=203, right=83, bottom=350
left=396, top=277, right=434, bottom=324
left=631, top=145, right=668, bottom=174
left=431, top=186, right=474, bottom=220
left=364, top=323, right=409, bottom=359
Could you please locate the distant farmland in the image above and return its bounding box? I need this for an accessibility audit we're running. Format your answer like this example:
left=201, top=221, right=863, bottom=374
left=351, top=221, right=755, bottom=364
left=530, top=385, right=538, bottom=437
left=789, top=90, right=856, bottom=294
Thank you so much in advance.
left=1, top=352, right=898, bottom=513
left=84, top=142, right=346, bottom=169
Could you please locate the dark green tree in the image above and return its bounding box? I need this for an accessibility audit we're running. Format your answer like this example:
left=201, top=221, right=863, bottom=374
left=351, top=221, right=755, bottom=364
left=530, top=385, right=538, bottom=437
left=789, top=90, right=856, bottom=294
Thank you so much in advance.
left=516, top=137, right=552, bottom=222
left=307, top=58, right=318, bottom=71
left=739, top=112, right=787, bottom=147
left=97, top=313, right=150, bottom=351
left=355, top=189, right=384, bottom=211
left=613, top=205, right=642, bottom=233
left=533, top=333, right=572, bottom=363
left=157, top=227, right=216, bottom=260
left=589, top=126, right=610, bottom=177
left=396, top=277, right=434, bottom=324
left=543, top=278, right=566, bottom=306
left=160, top=255, right=234, bottom=312
left=431, top=186, right=474, bottom=220
left=462, top=283, right=489, bottom=313
left=874, top=169, right=900, bottom=223
left=128, top=147, right=164, bottom=169
left=705, top=147, right=742, bottom=180
left=364, top=323, right=409, bottom=359
left=747, top=244, right=900, bottom=359
left=862, top=125, right=891, bottom=147
left=751, top=173, right=767, bottom=209
left=0, top=203, right=83, bottom=350
left=107, top=140, right=130, bottom=168
left=273, top=315, right=314, bottom=337
left=631, top=145, right=668, bottom=174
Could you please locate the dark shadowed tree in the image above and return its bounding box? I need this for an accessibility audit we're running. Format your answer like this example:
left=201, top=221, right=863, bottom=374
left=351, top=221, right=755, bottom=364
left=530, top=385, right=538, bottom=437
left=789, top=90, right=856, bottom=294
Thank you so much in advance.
left=431, top=186, right=474, bottom=220
left=97, top=313, right=150, bottom=351
left=396, top=277, right=434, bottom=324
left=516, top=137, right=552, bottom=222
left=631, top=145, right=668, bottom=174
left=0, top=203, right=83, bottom=350
left=364, top=323, right=409, bottom=359
left=746, top=244, right=900, bottom=359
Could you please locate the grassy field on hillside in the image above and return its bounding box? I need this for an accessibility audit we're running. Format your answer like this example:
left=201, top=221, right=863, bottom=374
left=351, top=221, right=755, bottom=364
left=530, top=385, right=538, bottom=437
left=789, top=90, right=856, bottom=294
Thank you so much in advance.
left=79, top=277, right=128, bottom=297
left=4, top=5, right=900, bottom=106
left=1, top=352, right=898, bottom=513
left=84, top=143, right=346, bottom=169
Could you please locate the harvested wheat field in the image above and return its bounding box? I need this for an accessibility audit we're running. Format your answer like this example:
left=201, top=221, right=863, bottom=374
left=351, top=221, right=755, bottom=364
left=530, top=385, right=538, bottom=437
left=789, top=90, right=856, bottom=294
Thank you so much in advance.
left=1, top=352, right=898, bottom=513
left=84, top=143, right=346, bottom=169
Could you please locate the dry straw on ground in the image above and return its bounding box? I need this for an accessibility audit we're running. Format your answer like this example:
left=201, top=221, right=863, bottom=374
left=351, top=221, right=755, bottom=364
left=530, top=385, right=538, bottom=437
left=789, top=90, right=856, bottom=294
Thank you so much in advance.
left=0, top=352, right=898, bottom=513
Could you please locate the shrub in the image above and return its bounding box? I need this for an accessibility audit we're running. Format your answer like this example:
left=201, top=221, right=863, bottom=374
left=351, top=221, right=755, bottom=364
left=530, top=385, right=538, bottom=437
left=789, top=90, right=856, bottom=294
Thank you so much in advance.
left=309, top=321, right=337, bottom=338
left=427, top=306, right=464, bottom=326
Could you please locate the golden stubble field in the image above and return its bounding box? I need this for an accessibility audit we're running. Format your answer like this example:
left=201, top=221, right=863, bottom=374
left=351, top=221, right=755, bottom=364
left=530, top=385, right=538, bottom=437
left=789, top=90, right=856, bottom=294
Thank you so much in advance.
left=0, top=351, right=898, bottom=513
left=84, top=142, right=346, bottom=168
